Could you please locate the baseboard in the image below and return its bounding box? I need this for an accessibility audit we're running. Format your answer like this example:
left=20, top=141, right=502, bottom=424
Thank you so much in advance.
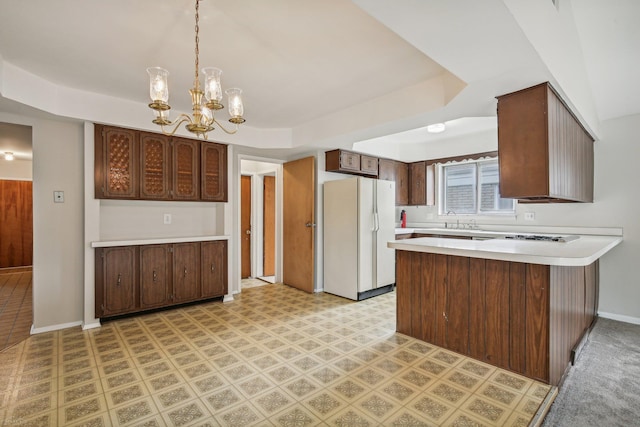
left=223, top=294, right=234, bottom=303
left=82, top=320, right=102, bottom=331
left=31, top=320, right=83, bottom=335
left=598, top=311, right=640, bottom=325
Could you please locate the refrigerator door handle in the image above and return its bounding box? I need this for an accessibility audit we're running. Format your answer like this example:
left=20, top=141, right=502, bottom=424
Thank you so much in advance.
left=373, top=212, right=380, bottom=232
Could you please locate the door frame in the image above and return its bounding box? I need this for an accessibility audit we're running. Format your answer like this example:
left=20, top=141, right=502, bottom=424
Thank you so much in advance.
left=235, top=155, right=284, bottom=294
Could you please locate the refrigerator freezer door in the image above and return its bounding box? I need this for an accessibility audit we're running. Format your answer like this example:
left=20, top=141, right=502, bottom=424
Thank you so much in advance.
left=375, top=179, right=396, bottom=287
left=323, top=178, right=359, bottom=300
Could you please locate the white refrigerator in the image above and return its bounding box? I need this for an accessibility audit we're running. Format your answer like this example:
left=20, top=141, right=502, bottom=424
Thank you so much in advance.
left=323, top=177, right=396, bottom=300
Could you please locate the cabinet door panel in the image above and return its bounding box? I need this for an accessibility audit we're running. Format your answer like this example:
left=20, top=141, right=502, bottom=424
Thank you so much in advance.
left=201, top=241, right=227, bottom=298
left=140, top=245, right=170, bottom=308
left=102, top=247, right=136, bottom=315
left=172, top=139, right=199, bottom=200
left=173, top=242, right=200, bottom=302
left=395, top=162, right=409, bottom=205
left=339, top=151, right=360, bottom=172
left=409, top=161, right=426, bottom=205
left=96, top=126, right=138, bottom=199
left=360, top=155, right=378, bottom=175
left=201, top=143, right=227, bottom=201
left=140, top=133, right=170, bottom=200
left=509, top=263, right=526, bottom=373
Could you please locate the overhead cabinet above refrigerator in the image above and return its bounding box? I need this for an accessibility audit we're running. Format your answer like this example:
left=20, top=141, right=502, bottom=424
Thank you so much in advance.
left=323, top=177, right=396, bottom=300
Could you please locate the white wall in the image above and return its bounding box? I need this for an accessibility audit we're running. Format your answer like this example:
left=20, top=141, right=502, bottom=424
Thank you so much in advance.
left=0, top=158, right=32, bottom=180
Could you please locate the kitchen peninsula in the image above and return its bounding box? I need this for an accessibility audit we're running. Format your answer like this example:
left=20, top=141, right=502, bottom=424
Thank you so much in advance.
left=388, top=232, right=621, bottom=386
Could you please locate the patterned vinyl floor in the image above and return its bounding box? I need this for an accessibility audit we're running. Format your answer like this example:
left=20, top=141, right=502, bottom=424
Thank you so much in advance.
left=0, top=283, right=553, bottom=426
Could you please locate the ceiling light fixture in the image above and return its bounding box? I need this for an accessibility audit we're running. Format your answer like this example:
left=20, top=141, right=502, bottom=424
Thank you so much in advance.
left=146, top=0, right=245, bottom=139
left=4, top=152, right=14, bottom=161
left=427, top=123, right=446, bottom=134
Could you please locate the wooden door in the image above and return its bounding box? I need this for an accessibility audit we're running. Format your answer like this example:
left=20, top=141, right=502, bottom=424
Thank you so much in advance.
left=171, top=138, right=199, bottom=200
left=140, top=133, right=171, bottom=200
left=98, top=247, right=136, bottom=316
left=241, top=175, right=252, bottom=278
left=95, top=125, right=138, bottom=199
left=201, top=142, right=227, bottom=202
left=0, top=180, right=33, bottom=267
left=202, top=240, right=228, bottom=298
left=263, top=176, right=276, bottom=277
left=139, top=245, right=170, bottom=308
left=172, top=242, right=200, bottom=302
left=283, top=156, right=315, bottom=293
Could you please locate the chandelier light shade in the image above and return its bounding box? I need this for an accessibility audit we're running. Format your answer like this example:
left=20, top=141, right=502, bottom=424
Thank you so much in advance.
left=146, top=0, right=245, bottom=138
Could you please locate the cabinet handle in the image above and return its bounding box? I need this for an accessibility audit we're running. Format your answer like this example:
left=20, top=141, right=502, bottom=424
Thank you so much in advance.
left=211, top=263, right=215, bottom=272
left=184, top=267, right=187, bottom=277
left=117, top=274, right=121, bottom=286
left=443, top=311, right=448, bottom=322
left=153, top=270, right=157, bottom=282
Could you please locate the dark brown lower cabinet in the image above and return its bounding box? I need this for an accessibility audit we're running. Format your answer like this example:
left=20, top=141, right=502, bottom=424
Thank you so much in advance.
left=96, top=240, right=228, bottom=318
left=202, top=241, right=228, bottom=298
left=396, top=250, right=598, bottom=385
left=96, top=246, right=137, bottom=317
left=140, top=245, right=171, bottom=309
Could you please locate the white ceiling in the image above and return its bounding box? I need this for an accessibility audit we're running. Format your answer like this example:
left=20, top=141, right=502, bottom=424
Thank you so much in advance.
left=0, top=0, right=638, bottom=158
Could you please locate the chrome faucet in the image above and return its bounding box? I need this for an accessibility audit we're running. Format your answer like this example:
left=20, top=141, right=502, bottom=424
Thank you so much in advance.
left=445, top=210, right=456, bottom=228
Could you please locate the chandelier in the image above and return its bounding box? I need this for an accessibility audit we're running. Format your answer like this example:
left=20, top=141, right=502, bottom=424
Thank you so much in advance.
left=146, top=0, right=245, bottom=139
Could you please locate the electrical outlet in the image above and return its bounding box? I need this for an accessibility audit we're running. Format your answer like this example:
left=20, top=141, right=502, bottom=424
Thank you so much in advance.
left=53, top=191, right=64, bottom=203
left=163, top=213, right=172, bottom=224
left=524, top=212, right=535, bottom=221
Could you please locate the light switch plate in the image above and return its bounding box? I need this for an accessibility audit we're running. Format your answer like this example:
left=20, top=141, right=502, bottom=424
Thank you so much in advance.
left=163, top=213, right=172, bottom=224
left=53, top=191, right=64, bottom=203
left=524, top=212, right=535, bottom=221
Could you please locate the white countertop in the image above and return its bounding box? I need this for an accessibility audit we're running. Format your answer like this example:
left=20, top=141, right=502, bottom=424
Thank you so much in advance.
left=91, top=235, right=229, bottom=248
left=388, top=234, right=622, bottom=266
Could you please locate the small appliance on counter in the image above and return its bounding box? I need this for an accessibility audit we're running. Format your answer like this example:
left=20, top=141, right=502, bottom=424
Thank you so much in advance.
left=400, top=210, right=406, bottom=228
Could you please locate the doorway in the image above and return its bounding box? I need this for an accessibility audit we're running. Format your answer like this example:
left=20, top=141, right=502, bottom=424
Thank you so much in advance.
left=240, top=160, right=281, bottom=289
left=0, top=121, right=34, bottom=351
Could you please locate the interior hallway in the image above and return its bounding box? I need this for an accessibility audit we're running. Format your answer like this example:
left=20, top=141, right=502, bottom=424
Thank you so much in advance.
left=0, top=268, right=32, bottom=352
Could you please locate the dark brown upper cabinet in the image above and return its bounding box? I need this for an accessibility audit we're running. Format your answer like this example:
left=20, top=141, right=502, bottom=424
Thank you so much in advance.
left=409, top=161, right=426, bottom=206
left=95, top=124, right=228, bottom=202
left=497, top=82, right=594, bottom=203
left=95, top=126, right=139, bottom=199
left=325, top=149, right=378, bottom=177
left=378, top=159, right=409, bottom=205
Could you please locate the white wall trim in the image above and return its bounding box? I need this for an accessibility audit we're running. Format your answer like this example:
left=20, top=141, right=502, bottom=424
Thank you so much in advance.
left=82, top=321, right=101, bottom=331
left=31, top=320, right=83, bottom=335
left=598, top=311, right=640, bottom=326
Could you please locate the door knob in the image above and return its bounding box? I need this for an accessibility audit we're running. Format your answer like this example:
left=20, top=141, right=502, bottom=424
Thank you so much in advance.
left=245, top=229, right=251, bottom=234
left=305, top=222, right=316, bottom=227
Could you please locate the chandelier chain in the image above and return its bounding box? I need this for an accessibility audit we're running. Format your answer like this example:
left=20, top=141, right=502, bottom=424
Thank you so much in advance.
left=194, top=0, right=200, bottom=89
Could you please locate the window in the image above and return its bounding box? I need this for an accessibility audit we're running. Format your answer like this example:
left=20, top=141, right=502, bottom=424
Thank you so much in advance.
left=440, top=159, right=515, bottom=215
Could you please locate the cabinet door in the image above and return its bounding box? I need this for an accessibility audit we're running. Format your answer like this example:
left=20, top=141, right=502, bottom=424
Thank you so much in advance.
left=98, top=247, right=137, bottom=316
left=409, top=161, right=426, bottom=205
left=445, top=256, right=470, bottom=355
left=201, top=241, right=228, bottom=298
left=339, top=151, right=360, bottom=172
left=378, top=159, right=395, bottom=181
left=172, top=138, right=199, bottom=200
left=95, top=125, right=138, bottom=199
left=140, top=133, right=171, bottom=200
left=173, top=242, right=200, bottom=303
left=140, top=245, right=170, bottom=309
left=360, top=155, right=378, bottom=176
left=395, top=162, right=409, bottom=205
left=201, top=142, right=227, bottom=202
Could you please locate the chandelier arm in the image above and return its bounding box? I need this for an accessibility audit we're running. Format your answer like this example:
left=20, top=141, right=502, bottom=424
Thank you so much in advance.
left=212, top=118, right=239, bottom=135
left=157, top=114, right=193, bottom=137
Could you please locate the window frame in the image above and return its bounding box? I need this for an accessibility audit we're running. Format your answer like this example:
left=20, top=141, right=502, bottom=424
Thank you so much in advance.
left=438, top=158, right=515, bottom=216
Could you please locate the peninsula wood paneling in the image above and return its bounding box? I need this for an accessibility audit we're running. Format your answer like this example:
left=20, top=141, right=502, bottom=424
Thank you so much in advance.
left=0, top=180, right=33, bottom=268
left=395, top=250, right=599, bottom=386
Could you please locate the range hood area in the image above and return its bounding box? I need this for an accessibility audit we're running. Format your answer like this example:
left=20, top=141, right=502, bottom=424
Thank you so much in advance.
left=497, top=82, right=595, bottom=203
